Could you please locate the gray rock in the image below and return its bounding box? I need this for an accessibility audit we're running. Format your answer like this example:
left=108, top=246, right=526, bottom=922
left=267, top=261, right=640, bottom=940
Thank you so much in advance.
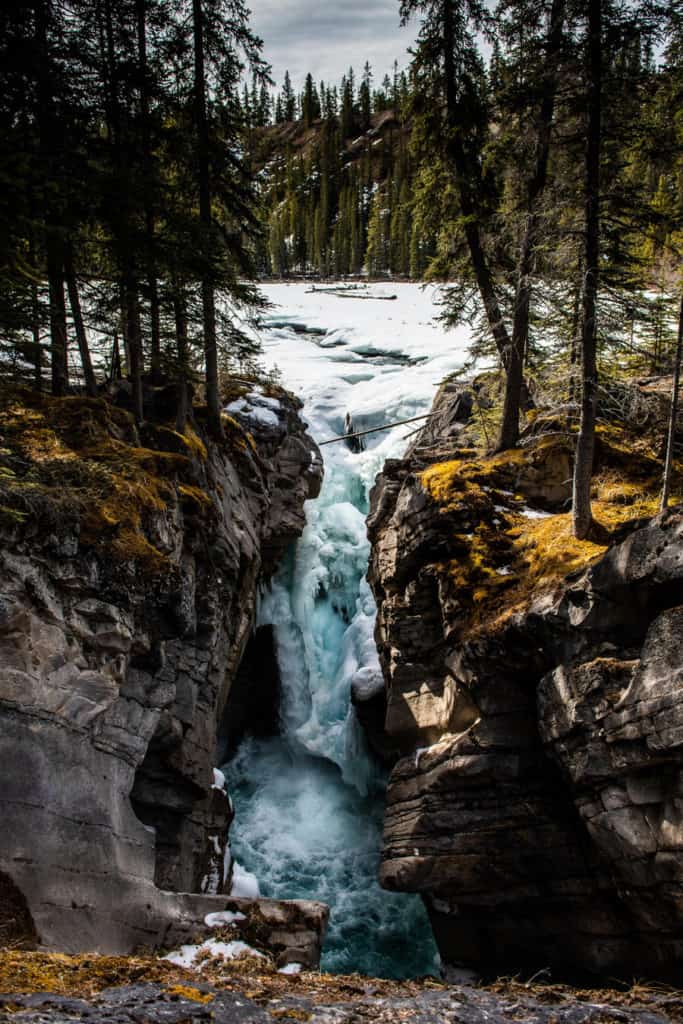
left=0, top=393, right=326, bottom=965
left=1, top=978, right=678, bottom=1024
left=366, top=386, right=683, bottom=981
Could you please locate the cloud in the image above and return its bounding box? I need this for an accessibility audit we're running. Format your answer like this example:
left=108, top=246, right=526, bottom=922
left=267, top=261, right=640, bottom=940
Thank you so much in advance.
left=248, top=0, right=415, bottom=92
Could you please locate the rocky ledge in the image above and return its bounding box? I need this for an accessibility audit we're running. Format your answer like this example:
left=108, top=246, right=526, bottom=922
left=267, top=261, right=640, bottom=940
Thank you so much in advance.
left=0, top=383, right=325, bottom=962
left=366, top=380, right=683, bottom=982
left=1, top=950, right=681, bottom=1024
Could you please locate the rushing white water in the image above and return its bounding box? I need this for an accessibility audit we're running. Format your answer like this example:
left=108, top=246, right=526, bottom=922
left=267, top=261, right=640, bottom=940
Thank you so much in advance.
left=224, top=284, right=472, bottom=978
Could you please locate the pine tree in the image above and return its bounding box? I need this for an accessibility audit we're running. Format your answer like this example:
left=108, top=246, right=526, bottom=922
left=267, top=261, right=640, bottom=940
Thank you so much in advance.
left=282, top=70, right=295, bottom=121
left=572, top=0, right=602, bottom=539
left=401, top=0, right=567, bottom=450
left=302, top=73, right=320, bottom=128
left=341, top=68, right=356, bottom=139
left=192, top=0, right=222, bottom=437
left=359, top=62, right=372, bottom=130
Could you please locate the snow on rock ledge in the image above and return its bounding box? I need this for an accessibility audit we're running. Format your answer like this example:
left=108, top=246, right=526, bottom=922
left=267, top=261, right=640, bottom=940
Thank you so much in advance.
left=160, top=894, right=328, bottom=970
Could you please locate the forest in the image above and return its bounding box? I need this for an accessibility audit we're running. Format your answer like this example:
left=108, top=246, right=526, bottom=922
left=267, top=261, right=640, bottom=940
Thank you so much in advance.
left=0, top=0, right=682, bottom=537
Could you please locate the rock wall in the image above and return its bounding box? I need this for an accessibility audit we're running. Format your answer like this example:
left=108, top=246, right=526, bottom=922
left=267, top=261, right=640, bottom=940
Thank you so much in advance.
left=0, top=386, right=323, bottom=957
left=367, top=384, right=683, bottom=981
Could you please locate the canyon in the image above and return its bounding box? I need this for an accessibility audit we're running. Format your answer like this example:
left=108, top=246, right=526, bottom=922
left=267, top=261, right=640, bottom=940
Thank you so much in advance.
left=1, top=284, right=681, bottom=996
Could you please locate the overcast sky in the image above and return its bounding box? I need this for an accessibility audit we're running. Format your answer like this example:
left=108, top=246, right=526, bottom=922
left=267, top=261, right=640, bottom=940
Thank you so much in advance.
left=248, top=0, right=416, bottom=95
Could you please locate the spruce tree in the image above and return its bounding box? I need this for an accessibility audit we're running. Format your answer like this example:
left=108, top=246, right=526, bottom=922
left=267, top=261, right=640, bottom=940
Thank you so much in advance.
left=359, top=62, right=372, bottom=130
left=282, top=70, right=296, bottom=120
left=572, top=0, right=602, bottom=539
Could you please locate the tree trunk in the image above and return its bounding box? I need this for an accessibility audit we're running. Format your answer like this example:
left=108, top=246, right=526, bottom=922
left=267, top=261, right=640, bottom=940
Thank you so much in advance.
left=174, top=287, right=189, bottom=433
left=136, top=0, right=162, bottom=385
left=35, top=0, right=68, bottom=397
left=441, top=0, right=511, bottom=369
left=498, top=0, right=565, bottom=450
left=572, top=0, right=602, bottom=540
left=125, top=282, right=144, bottom=423
left=441, top=0, right=563, bottom=451
left=660, top=295, right=683, bottom=511
left=104, top=0, right=143, bottom=422
left=28, top=231, right=43, bottom=391
left=64, top=243, right=98, bottom=396
left=193, top=0, right=223, bottom=438
left=148, top=269, right=162, bottom=383
left=111, top=333, right=122, bottom=382
left=47, top=237, right=69, bottom=396
left=568, top=258, right=583, bottom=404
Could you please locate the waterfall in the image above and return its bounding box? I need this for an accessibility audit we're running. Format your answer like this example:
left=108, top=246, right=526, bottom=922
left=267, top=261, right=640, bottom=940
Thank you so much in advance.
left=223, top=283, right=470, bottom=978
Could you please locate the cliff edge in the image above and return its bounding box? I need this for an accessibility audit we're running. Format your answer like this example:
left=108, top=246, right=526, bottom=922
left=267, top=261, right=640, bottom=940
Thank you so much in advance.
left=367, top=380, right=683, bottom=981
left=0, top=383, right=325, bottom=961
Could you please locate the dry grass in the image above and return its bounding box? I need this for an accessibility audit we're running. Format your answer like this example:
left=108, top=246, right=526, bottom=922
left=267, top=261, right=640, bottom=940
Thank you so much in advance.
left=419, top=427, right=683, bottom=637
left=0, top=951, right=680, bottom=1020
left=0, top=951, right=193, bottom=998
left=0, top=388, right=216, bottom=576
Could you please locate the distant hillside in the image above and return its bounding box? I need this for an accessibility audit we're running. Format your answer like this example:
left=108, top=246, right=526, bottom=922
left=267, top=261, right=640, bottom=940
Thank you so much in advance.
left=247, top=110, right=434, bottom=280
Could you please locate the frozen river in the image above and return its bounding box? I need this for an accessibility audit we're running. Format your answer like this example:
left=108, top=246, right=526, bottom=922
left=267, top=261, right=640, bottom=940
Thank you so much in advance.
left=224, top=283, right=472, bottom=977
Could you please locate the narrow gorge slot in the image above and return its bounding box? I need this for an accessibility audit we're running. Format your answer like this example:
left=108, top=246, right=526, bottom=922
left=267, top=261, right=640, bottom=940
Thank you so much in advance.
left=222, top=319, right=444, bottom=976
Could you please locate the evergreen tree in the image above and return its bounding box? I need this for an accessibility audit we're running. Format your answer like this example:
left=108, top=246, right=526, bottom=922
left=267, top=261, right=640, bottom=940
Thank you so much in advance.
left=341, top=68, right=356, bottom=138
left=573, top=0, right=602, bottom=539
left=359, top=62, right=373, bottom=129
left=402, top=0, right=570, bottom=449
left=282, top=70, right=296, bottom=120
left=302, top=72, right=320, bottom=127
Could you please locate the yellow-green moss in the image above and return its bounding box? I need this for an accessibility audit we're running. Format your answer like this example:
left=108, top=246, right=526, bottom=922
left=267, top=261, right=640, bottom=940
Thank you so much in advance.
left=0, top=951, right=189, bottom=997
left=0, top=388, right=212, bottom=576
left=0, top=950, right=670, bottom=1016
left=420, top=461, right=490, bottom=513
left=183, top=424, right=208, bottom=460
left=153, top=425, right=209, bottom=461
left=178, top=484, right=212, bottom=507
left=166, top=985, right=214, bottom=1003
left=419, top=428, right=682, bottom=637
left=221, top=412, right=258, bottom=454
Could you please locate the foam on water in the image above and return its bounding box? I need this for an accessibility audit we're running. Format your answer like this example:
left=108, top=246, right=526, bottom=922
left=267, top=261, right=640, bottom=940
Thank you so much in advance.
left=224, top=284, right=472, bottom=978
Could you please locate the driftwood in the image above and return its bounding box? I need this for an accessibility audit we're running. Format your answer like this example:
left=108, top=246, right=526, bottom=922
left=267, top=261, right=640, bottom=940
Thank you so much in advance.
left=305, top=286, right=397, bottom=301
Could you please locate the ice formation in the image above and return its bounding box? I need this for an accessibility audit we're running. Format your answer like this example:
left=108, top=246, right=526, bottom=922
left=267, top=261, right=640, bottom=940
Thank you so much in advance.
left=224, top=284, right=473, bottom=979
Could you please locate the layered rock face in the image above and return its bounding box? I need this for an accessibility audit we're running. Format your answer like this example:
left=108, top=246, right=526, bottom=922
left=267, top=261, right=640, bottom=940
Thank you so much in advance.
left=367, top=384, right=683, bottom=980
left=0, top=387, right=323, bottom=957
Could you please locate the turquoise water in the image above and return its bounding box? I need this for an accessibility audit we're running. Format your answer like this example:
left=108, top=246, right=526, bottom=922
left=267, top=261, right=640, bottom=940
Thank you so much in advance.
left=224, top=408, right=439, bottom=979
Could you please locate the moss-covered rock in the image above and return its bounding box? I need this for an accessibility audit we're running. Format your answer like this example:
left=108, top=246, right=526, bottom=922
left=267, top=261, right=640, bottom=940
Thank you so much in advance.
left=0, top=383, right=322, bottom=959
left=367, top=382, right=683, bottom=983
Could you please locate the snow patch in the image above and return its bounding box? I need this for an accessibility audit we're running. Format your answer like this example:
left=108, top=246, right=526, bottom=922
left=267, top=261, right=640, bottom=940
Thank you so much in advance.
left=230, top=860, right=260, bottom=899
left=519, top=507, right=553, bottom=519
left=204, top=910, right=246, bottom=928
left=278, top=962, right=303, bottom=975
left=225, top=396, right=280, bottom=428
left=163, top=939, right=265, bottom=970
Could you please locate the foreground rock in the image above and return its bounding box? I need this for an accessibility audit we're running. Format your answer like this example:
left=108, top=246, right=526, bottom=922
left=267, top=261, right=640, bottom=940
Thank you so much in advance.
left=367, top=381, right=683, bottom=981
left=0, top=385, right=324, bottom=959
left=1, top=951, right=681, bottom=1024
left=163, top=896, right=329, bottom=970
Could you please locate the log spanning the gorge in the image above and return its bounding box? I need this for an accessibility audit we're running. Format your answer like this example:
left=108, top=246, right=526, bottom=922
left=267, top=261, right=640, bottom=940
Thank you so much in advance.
left=319, top=413, right=432, bottom=446
left=305, top=286, right=397, bottom=300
